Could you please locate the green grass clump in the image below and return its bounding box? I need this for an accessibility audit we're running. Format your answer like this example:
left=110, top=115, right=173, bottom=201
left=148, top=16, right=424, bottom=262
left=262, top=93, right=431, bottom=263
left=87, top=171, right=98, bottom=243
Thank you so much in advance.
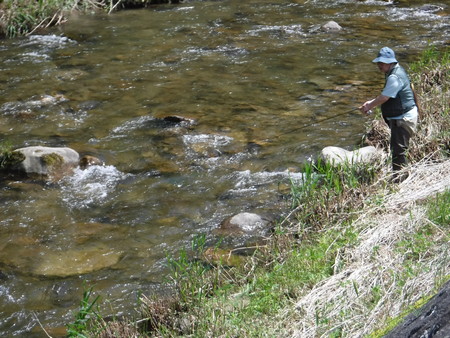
left=289, top=159, right=379, bottom=230
left=427, top=189, right=450, bottom=227
left=1, top=0, right=76, bottom=38
left=66, top=286, right=101, bottom=337
left=0, top=142, right=24, bottom=169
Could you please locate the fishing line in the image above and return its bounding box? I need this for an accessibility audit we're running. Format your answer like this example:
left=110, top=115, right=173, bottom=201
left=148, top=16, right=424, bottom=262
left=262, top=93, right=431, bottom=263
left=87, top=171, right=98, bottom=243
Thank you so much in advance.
left=274, top=107, right=360, bottom=139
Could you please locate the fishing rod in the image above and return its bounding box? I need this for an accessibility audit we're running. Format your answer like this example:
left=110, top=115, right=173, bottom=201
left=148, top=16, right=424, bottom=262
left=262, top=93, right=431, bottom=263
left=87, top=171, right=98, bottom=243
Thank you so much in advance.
left=274, top=106, right=361, bottom=139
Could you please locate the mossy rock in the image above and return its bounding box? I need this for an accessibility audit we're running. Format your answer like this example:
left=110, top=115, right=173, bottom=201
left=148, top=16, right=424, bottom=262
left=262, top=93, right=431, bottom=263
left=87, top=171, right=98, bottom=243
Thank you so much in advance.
left=40, top=153, right=64, bottom=167
left=5, top=146, right=80, bottom=179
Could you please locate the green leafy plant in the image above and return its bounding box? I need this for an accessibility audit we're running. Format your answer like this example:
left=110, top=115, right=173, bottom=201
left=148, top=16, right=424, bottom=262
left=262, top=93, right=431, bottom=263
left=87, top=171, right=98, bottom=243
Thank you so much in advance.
left=0, top=142, right=24, bottom=169
left=427, top=189, right=450, bottom=228
left=166, top=234, right=215, bottom=307
left=289, top=159, right=378, bottom=230
left=66, top=286, right=101, bottom=337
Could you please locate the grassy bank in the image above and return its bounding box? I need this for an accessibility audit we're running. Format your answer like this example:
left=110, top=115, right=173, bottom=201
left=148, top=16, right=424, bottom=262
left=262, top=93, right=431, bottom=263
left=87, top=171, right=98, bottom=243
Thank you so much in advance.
left=0, top=0, right=175, bottom=38
left=62, top=46, right=449, bottom=337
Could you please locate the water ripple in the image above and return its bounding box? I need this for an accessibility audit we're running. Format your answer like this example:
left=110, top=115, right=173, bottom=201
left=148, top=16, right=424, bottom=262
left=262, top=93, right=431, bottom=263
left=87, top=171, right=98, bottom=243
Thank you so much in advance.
left=60, top=166, right=131, bottom=209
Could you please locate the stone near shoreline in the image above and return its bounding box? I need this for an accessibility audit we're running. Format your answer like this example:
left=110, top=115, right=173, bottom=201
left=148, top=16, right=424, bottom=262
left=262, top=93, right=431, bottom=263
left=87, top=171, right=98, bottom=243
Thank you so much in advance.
left=216, top=212, right=272, bottom=236
left=320, top=145, right=383, bottom=166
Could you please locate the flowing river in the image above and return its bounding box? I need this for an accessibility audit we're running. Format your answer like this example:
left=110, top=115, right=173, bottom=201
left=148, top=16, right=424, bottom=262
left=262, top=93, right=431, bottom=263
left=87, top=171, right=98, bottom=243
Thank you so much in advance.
left=0, top=0, right=448, bottom=335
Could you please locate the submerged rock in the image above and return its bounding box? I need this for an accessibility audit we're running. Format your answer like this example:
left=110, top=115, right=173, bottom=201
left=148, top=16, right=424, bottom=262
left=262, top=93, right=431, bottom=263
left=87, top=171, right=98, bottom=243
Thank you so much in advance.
left=32, top=245, right=122, bottom=278
left=320, top=145, right=383, bottom=166
left=201, top=247, right=245, bottom=267
left=162, top=115, right=195, bottom=126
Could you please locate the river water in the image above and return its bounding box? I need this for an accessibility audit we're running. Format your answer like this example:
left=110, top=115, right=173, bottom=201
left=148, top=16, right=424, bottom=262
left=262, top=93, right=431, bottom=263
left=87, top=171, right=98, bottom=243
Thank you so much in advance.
left=0, top=0, right=448, bottom=335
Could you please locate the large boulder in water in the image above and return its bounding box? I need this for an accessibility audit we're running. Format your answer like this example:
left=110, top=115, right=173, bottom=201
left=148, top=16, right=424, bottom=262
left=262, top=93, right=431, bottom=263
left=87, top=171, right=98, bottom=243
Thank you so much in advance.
left=32, top=245, right=122, bottom=278
left=6, top=146, right=80, bottom=179
left=0, top=241, right=122, bottom=278
left=320, top=146, right=382, bottom=166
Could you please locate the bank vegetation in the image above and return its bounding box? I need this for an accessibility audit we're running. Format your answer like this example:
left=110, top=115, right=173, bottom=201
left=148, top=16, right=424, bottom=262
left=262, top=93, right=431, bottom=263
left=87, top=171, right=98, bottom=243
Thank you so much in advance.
left=58, top=47, right=449, bottom=337
left=0, top=0, right=176, bottom=38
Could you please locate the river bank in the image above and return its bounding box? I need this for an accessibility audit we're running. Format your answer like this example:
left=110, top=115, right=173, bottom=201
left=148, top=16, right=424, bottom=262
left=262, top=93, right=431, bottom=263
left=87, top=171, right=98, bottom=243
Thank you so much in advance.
left=60, top=46, right=449, bottom=337
left=0, top=0, right=167, bottom=38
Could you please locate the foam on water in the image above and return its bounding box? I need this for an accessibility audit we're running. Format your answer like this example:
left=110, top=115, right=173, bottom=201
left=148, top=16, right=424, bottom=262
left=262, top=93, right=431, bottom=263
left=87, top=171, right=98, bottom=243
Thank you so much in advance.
left=183, top=134, right=233, bottom=147
left=111, top=115, right=155, bottom=136
left=61, top=165, right=130, bottom=209
left=24, top=34, right=76, bottom=48
left=247, top=24, right=304, bottom=37
left=387, top=6, right=446, bottom=21
left=232, top=170, right=304, bottom=190
left=0, top=95, right=68, bottom=117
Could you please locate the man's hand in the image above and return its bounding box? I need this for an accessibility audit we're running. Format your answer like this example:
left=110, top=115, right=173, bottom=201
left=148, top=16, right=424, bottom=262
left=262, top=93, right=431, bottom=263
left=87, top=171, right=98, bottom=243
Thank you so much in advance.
left=359, top=95, right=390, bottom=114
left=359, top=100, right=374, bottom=114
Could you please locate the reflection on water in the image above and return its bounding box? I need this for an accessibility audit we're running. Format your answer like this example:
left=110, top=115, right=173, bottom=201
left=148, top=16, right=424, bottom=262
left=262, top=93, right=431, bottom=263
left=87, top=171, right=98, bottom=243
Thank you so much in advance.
left=0, top=0, right=448, bottom=335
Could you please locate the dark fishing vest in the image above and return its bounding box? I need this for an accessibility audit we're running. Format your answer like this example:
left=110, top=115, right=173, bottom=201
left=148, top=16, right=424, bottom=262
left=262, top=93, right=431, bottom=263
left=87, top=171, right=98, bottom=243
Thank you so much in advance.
left=381, top=65, right=416, bottom=118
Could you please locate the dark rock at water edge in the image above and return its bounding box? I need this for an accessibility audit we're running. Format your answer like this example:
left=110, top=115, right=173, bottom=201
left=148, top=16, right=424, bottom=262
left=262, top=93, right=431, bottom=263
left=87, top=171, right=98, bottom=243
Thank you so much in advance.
left=79, top=155, right=104, bottom=169
left=384, top=279, right=450, bottom=338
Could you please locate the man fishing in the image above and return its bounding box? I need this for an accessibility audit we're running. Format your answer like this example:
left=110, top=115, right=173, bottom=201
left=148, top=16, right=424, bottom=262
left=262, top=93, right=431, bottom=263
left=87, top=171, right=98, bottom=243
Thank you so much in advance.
left=359, top=47, right=418, bottom=182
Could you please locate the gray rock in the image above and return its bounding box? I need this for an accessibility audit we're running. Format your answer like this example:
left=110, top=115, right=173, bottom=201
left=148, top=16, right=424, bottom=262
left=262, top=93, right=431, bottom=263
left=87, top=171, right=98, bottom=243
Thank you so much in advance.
left=320, top=146, right=382, bottom=166
left=218, top=212, right=272, bottom=235
left=321, top=21, right=342, bottom=32
left=12, top=146, right=79, bottom=178
left=384, top=279, right=450, bottom=337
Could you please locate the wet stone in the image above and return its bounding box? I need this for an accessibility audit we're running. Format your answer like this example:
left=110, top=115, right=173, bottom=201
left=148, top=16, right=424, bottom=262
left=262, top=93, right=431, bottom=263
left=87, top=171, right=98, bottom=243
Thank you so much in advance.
left=217, top=212, right=272, bottom=236
left=321, top=20, right=342, bottom=32
left=32, top=245, right=122, bottom=278
left=320, top=145, right=383, bottom=166
left=10, top=146, right=80, bottom=179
